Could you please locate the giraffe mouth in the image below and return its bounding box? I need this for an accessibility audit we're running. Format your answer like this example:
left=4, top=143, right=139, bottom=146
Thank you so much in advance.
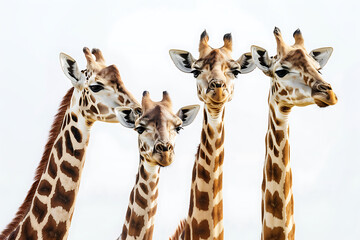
left=312, top=89, right=338, bottom=107
left=152, top=150, right=174, bottom=167
left=206, top=87, right=229, bottom=103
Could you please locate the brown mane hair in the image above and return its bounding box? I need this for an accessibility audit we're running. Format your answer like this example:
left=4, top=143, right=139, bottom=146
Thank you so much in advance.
left=169, top=219, right=186, bottom=240
left=0, top=87, right=74, bottom=240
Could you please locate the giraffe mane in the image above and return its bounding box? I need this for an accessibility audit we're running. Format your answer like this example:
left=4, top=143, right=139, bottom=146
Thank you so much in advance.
left=0, top=87, right=74, bottom=240
left=169, top=219, right=186, bottom=240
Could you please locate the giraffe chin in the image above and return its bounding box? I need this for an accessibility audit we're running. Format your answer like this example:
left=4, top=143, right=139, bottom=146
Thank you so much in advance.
left=153, top=152, right=174, bottom=167
left=207, top=90, right=229, bottom=104
left=312, top=90, right=338, bottom=108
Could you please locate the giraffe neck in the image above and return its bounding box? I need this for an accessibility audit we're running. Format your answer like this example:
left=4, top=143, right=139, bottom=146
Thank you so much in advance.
left=7, top=94, right=92, bottom=240
left=261, top=97, right=294, bottom=240
left=183, top=104, right=225, bottom=240
left=120, top=156, right=160, bottom=240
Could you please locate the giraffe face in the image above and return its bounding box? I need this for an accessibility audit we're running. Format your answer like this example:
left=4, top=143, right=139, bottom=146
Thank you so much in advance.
left=192, top=49, right=238, bottom=104
left=169, top=31, right=255, bottom=105
left=252, top=28, right=337, bottom=108
left=60, top=48, right=140, bottom=123
left=136, top=105, right=182, bottom=167
left=116, top=91, right=200, bottom=167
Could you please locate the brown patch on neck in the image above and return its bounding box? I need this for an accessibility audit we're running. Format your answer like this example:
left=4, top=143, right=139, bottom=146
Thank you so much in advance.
left=128, top=212, right=145, bottom=238
left=195, top=185, right=210, bottom=211
left=265, top=190, right=284, bottom=220
left=212, top=199, right=223, bottom=230
left=0, top=87, right=74, bottom=240
left=143, top=225, right=154, bottom=240
left=266, top=155, right=282, bottom=184
left=19, top=217, right=37, bottom=239
left=263, top=220, right=285, bottom=240
left=42, top=215, right=67, bottom=240
left=286, top=195, right=294, bottom=227
left=281, top=138, right=289, bottom=164
left=191, top=219, right=211, bottom=240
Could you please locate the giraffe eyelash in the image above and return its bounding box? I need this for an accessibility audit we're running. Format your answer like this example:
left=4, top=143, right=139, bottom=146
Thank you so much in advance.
left=175, top=126, right=183, bottom=134
left=275, top=69, right=289, bottom=78
left=89, top=85, right=104, bottom=93
left=135, top=126, right=146, bottom=134
left=191, top=69, right=202, bottom=78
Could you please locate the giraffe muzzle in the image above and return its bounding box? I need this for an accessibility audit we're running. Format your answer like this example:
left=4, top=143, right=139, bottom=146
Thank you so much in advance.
left=311, top=83, right=338, bottom=107
left=207, top=79, right=228, bottom=103
left=153, top=142, right=174, bottom=166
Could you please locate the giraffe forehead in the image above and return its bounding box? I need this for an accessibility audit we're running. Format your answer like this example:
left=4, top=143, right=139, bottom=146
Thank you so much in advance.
left=197, top=49, right=230, bottom=70
left=280, top=48, right=319, bottom=70
left=139, top=105, right=179, bottom=126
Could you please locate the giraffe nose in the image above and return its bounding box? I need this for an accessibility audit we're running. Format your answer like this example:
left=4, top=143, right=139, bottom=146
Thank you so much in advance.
left=209, top=80, right=225, bottom=89
left=313, top=82, right=332, bottom=92
left=155, top=142, right=173, bottom=152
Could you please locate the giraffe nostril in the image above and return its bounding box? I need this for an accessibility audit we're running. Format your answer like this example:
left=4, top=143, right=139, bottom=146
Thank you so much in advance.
left=167, top=144, right=173, bottom=151
left=209, top=80, right=225, bottom=89
left=155, top=143, right=172, bottom=152
left=209, top=81, right=217, bottom=89
left=134, top=107, right=142, bottom=115
left=318, top=84, right=332, bottom=92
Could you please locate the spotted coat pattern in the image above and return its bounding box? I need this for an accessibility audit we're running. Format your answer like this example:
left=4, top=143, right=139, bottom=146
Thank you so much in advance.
left=254, top=28, right=337, bottom=240
left=1, top=48, right=140, bottom=240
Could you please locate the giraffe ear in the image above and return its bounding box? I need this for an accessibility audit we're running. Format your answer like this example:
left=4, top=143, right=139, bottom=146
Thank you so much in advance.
left=251, top=45, right=272, bottom=73
left=235, top=52, right=256, bottom=74
left=59, top=53, right=83, bottom=88
left=176, top=105, right=200, bottom=127
left=309, top=47, right=333, bottom=69
left=115, top=107, right=136, bottom=128
left=169, top=49, right=196, bottom=73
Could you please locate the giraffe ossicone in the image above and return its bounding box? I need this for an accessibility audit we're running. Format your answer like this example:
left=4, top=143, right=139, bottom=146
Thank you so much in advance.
left=115, top=91, right=200, bottom=239
left=251, top=27, right=337, bottom=240
left=0, top=47, right=140, bottom=240
left=169, top=31, right=255, bottom=240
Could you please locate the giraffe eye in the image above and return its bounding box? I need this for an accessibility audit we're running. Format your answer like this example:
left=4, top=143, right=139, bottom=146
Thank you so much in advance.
left=275, top=69, right=289, bottom=78
left=89, top=85, right=104, bottom=93
left=191, top=70, right=202, bottom=78
left=135, top=126, right=146, bottom=134
left=175, top=126, right=183, bottom=134
left=231, top=69, right=241, bottom=77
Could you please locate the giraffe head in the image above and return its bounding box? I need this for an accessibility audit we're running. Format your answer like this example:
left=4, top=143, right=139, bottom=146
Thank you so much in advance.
left=169, top=31, right=255, bottom=107
left=116, top=91, right=200, bottom=167
left=59, top=47, right=141, bottom=123
left=251, top=27, right=337, bottom=108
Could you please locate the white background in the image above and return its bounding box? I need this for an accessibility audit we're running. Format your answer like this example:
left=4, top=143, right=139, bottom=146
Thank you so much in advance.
left=0, top=0, right=359, bottom=239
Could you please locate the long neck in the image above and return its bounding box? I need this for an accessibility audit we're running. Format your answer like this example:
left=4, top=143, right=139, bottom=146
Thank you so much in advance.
left=7, top=97, right=91, bottom=240
left=261, top=95, right=294, bottom=240
left=184, top=104, right=225, bottom=240
left=120, top=157, right=160, bottom=240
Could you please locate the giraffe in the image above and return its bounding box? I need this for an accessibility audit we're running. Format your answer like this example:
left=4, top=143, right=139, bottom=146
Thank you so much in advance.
left=168, top=31, right=256, bottom=240
left=0, top=47, right=140, bottom=240
left=251, top=27, right=338, bottom=240
left=115, top=91, right=200, bottom=240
